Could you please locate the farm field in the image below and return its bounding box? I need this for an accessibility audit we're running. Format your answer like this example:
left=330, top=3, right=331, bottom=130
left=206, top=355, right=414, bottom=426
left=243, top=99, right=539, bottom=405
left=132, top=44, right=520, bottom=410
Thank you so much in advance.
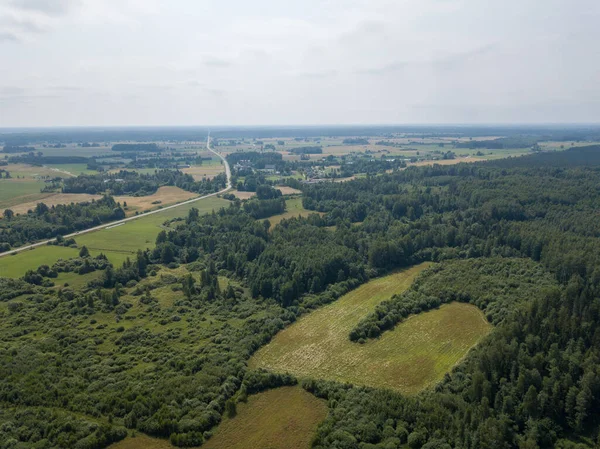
left=0, top=196, right=229, bottom=276
left=5, top=192, right=102, bottom=216
left=250, top=264, right=492, bottom=393
left=0, top=178, right=48, bottom=209
left=203, top=387, right=327, bottom=449
left=115, top=186, right=199, bottom=216
left=182, top=159, right=224, bottom=180
left=0, top=245, right=78, bottom=278
left=232, top=190, right=256, bottom=199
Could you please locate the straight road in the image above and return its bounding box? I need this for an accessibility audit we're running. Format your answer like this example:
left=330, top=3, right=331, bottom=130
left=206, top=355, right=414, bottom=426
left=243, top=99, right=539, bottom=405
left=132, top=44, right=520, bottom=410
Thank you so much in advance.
left=0, top=136, right=231, bottom=258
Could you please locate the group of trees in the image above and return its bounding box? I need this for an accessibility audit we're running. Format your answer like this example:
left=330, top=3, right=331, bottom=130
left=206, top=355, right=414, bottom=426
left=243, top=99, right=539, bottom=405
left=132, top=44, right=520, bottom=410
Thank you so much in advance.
left=2, top=145, right=36, bottom=153
left=62, top=169, right=226, bottom=196
left=111, top=143, right=161, bottom=152
left=0, top=196, right=125, bottom=248
left=289, top=146, right=323, bottom=154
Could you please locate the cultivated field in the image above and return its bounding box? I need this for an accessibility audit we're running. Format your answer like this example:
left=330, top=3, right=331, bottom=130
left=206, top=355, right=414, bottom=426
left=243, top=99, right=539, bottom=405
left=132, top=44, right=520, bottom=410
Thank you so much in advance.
left=0, top=245, right=78, bottom=278
left=181, top=158, right=224, bottom=180
left=115, top=186, right=199, bottom=215
left=203, top=387, right=327, bottom=449
left=276, top=186, right=302, bottom=195
left=4, top=193, right=102, bottom=216
left=0, top=179, right=48, bottom=210
left=250, top=264, right=492, bottom=393
left=232, top=190, right=256, bottom=199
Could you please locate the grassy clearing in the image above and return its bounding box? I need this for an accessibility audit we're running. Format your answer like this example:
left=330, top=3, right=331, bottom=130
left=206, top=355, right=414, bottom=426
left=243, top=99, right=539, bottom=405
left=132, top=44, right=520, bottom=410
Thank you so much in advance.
left=250, top=264, right=492, bottom=393
left=268, top=197, right=319, bottom=229
left=203, top=386, right=327, bottom=449
left=0, top=196, right=228, bottom=277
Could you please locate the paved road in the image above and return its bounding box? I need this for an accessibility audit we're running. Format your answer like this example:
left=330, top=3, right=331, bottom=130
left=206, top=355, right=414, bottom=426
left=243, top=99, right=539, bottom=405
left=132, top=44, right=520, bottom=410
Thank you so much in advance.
left=0, top=136, right=231, bottom=258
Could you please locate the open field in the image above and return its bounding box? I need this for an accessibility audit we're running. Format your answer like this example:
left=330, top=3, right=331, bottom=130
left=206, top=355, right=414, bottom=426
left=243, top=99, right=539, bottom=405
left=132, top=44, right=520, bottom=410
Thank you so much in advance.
left=0, top=163, right=74, bottom=209
left=0, top=245, right=78, bottom=278
left=108, top=435, right=176, bottom=449
left=46, top=163, right=98, bottom=175
left=73, top=196, right=228, bottom=266
left=4, top=193, right=102, bottom=216
left=182, top=159, right=224, bottom=180
left=250, top=264, right=492, bottom=393
left=267, top=197, right=318, bottom=228
left=0, top=178, right=48, bottom=209
left=0, top=196, right=228, bottom=276
left=277, top=186, right=302, bottom=195
left=115, top=186, right=199, bottom=215
left=203, top=387, right=327, bottom=449
left=2, top=186, right=200, bottom=217
left=232, top=190, right=256, bottom=199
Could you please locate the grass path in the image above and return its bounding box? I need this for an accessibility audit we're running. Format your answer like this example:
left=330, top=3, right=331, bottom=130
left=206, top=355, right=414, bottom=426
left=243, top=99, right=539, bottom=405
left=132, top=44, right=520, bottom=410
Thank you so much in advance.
left=250, top=264, right=492, bottom=393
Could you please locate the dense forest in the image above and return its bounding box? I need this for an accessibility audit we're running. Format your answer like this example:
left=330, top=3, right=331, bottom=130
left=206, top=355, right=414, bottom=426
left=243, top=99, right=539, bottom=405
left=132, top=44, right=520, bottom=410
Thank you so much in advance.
left=3, top=145, right=600, bottom=447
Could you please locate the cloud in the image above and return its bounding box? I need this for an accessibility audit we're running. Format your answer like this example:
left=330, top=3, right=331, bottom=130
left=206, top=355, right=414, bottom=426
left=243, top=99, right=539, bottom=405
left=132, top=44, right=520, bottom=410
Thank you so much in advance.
left=0, top=31, right=20, bottom=42
left=202, top=56, right=234, bottom=68
left=355, top=44, right=497, bottom=75
left=297, top=70, right=339, bottom=79
left=10, top=0, right=79, bottom=16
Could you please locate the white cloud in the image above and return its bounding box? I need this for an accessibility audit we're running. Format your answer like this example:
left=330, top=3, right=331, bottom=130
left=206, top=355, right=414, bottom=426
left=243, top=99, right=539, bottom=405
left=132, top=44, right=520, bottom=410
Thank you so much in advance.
left=1, top=0, right=600, bottom=125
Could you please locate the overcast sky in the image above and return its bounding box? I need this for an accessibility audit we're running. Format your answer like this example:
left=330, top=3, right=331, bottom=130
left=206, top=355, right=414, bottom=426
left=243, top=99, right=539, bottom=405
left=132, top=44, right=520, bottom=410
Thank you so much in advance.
left=1, top=0, right=599, bottom=127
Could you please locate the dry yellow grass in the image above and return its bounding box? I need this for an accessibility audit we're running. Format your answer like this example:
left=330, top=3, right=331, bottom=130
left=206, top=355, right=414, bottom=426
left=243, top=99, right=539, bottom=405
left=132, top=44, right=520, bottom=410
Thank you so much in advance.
left=5, top=193, right=102, bottom=216
left=250, top=264, right=492, bottom=394
left=114, top=186, right=198, bottom=215
left=181, top=164, right=224, bottom=180
left=203, top=387, right=327, bottom=449
left=276, top=186, right=302, bottom=195
left=232, top=190, right=256, bottom=200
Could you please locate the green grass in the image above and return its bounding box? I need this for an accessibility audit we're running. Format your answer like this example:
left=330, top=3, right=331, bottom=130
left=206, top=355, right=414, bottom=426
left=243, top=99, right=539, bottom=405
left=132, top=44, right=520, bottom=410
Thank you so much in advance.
left=0, top=246, right=78, bottom=278
left=268, top=197, right=319, bottom=229
left=47, top=163, right=97, bottom=175
left=76, top=196, right=228, bottom=266
left=108, top=435, right=177, bottom=449
left=203, top=387, right=327, bottom=449
left=250, top=264, right=492, bottom=394
left=0, top=179, right=47, bottom=209
left=0, top=196, right=228, bottom=277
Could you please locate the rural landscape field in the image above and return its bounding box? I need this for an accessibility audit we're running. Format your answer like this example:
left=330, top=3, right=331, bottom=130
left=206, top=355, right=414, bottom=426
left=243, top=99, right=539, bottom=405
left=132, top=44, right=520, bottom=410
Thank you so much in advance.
left=3, top=124, right=600, bottom=449
left=3, top=0, right=600, bottom=447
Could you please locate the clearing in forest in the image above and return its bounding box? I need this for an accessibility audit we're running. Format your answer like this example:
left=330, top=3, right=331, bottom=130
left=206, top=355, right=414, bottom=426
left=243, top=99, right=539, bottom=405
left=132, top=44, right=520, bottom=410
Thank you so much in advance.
left=250, top=264, right=492, bottom=394
left=202, top=386, right=327, bottom=449
left=267, top=197, right=320, bottom=228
